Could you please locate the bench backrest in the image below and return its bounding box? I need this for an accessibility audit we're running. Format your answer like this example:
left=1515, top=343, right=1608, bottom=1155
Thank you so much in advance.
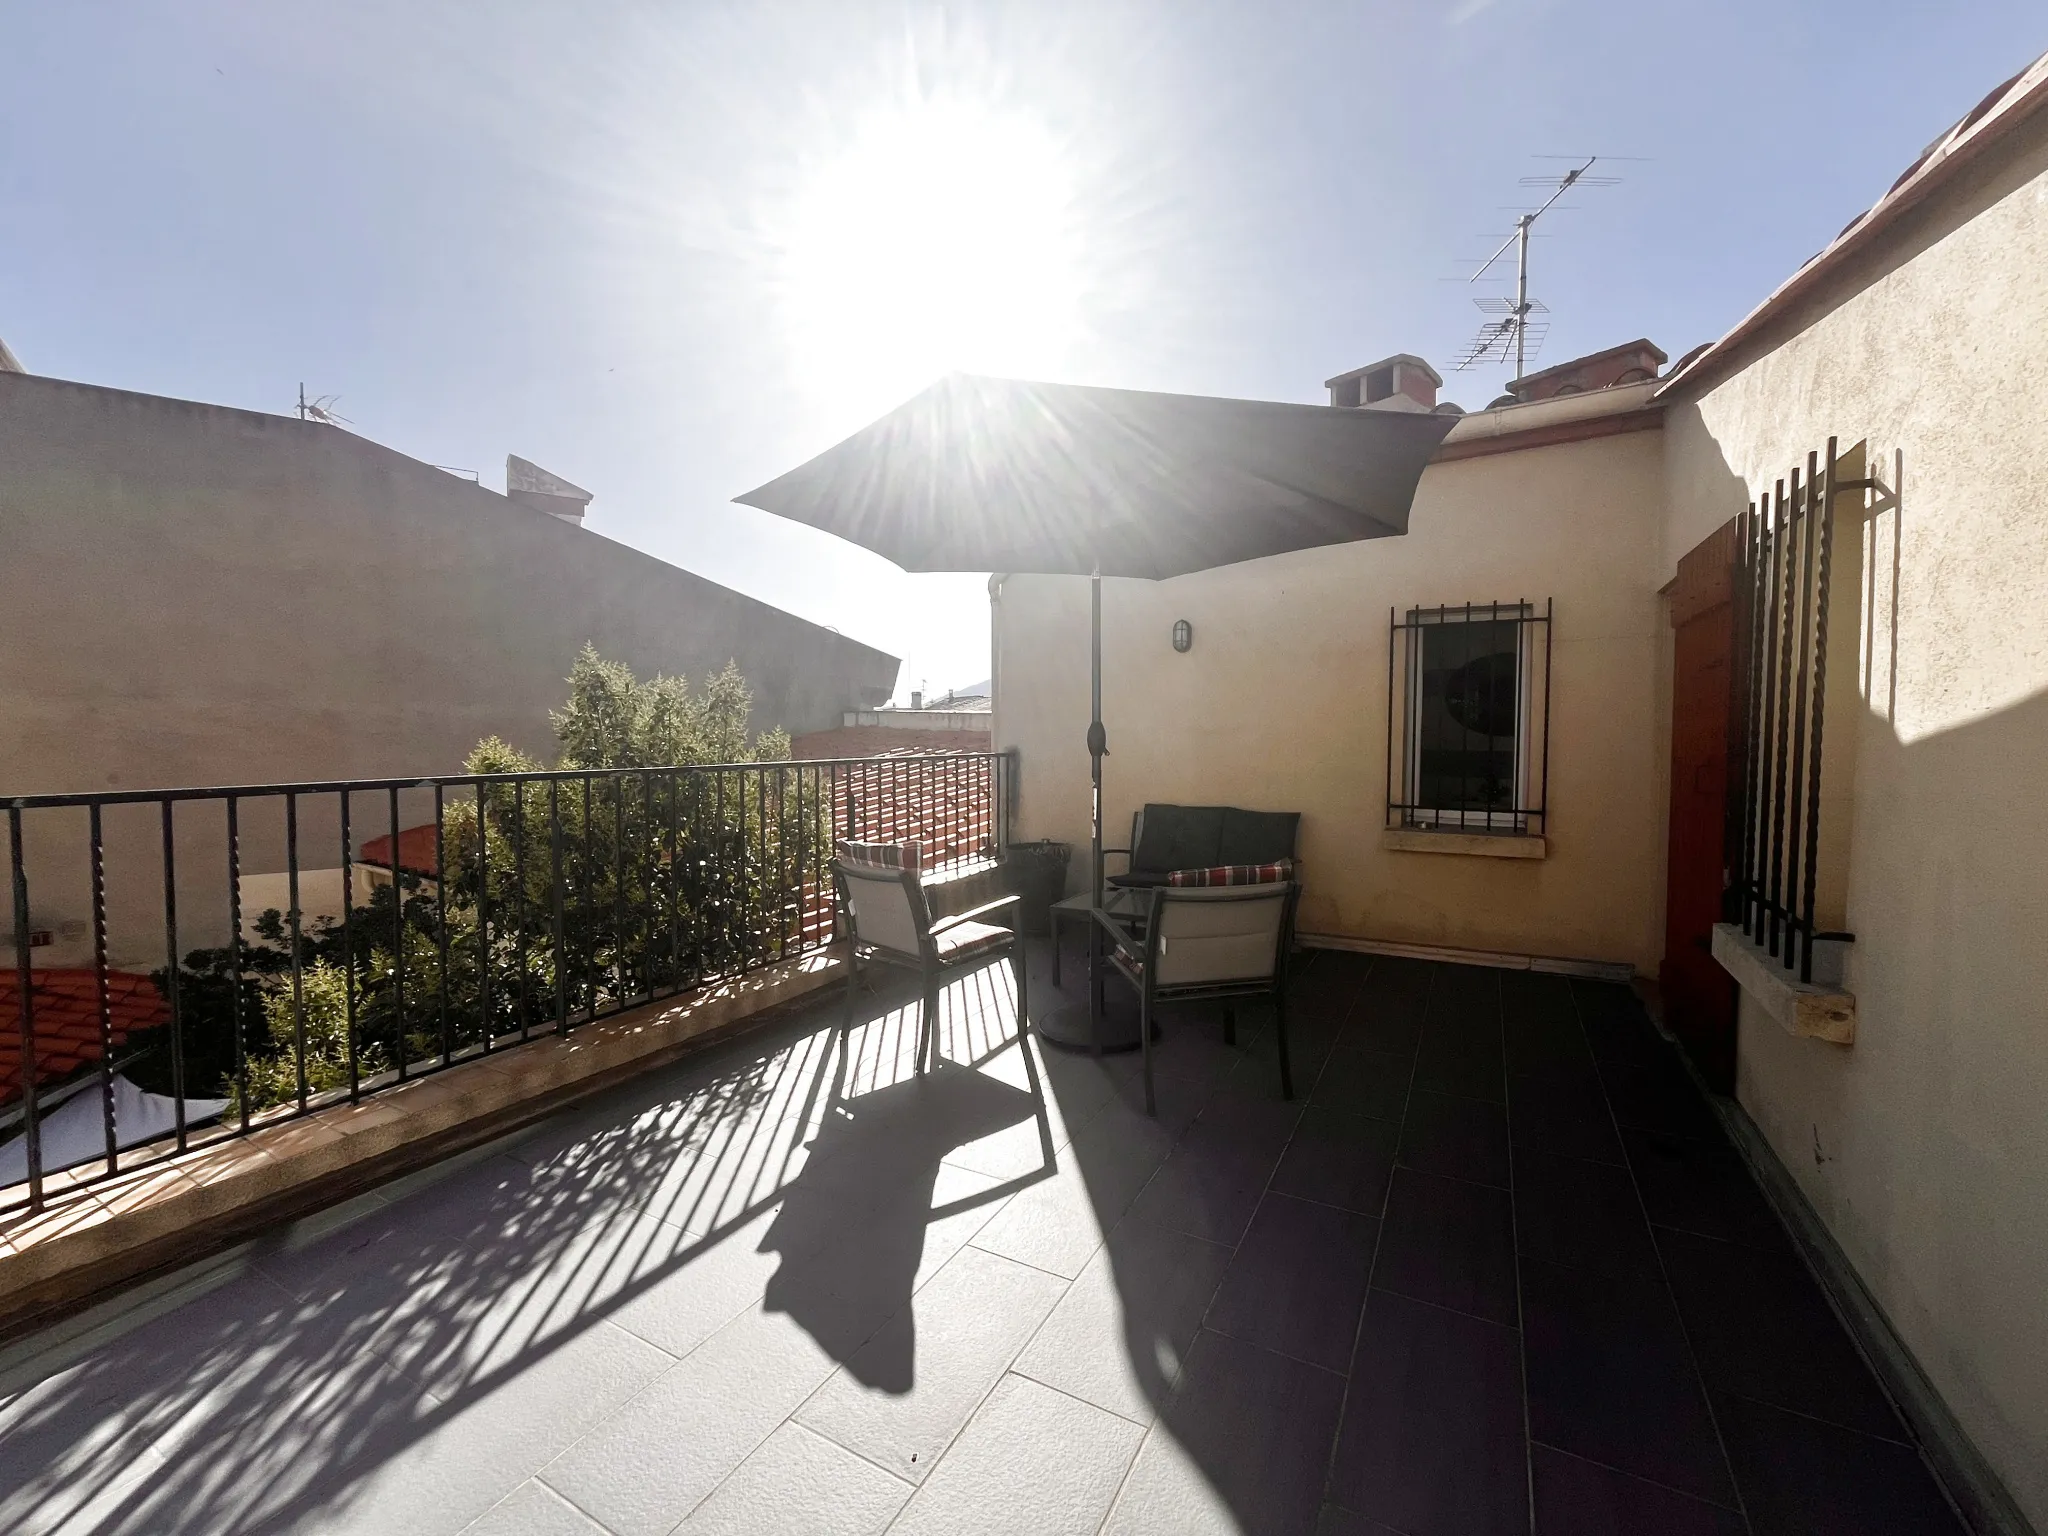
left=1129, top=804, right=1300, bottom=873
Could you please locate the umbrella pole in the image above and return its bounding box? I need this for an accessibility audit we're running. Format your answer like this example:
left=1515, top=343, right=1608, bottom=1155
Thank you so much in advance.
left=1090, top=569, right=1103, bottom=907
left=1038, top=568, right=1146, bottom=1052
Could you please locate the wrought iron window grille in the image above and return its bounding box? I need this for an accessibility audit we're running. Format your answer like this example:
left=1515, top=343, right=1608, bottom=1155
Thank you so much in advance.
left=1386, top=599, right=1553, bottom=836
left=1729, top=437, right=1863, bottom=983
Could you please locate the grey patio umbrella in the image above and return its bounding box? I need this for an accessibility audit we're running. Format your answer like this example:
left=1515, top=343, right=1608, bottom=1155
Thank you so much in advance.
left=737, top=372, right=1455, bottom=1046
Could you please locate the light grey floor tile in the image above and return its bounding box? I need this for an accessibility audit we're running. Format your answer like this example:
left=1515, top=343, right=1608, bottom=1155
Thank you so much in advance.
left=968, top=1156, right=1112, bottom=1279
left=888, top=1373, right=1145, bottom=1536
left=279, top=1320, right=674, bottom=1536
left=676, top=1421, right=909, bottom=1535
left=795, top=1245, right=1067, bottom=1484
left=1098, top=1427, right=1241, bottom=1536
left=541, top=1306, right=839, bottom=1536
left=462, top=1479, right=612, bottom=1535
left=1010, top=1220, right=1233, bottom=1426
left=602, top=1208, right=795, bottom=1360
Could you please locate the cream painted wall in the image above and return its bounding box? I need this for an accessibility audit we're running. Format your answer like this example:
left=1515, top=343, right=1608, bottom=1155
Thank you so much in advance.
left=1661, top=128, right=2048, bottom=1525
left=993, top=410, right=1668, bottom=972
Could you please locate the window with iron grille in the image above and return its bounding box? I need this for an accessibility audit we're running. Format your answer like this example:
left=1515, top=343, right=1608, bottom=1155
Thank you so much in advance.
left=1386, top=600, right=1552, bottom=835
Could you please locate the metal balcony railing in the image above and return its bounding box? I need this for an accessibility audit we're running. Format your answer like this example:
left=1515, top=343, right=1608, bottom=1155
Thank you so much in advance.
left=4, top=752, right=1009, bottom=1213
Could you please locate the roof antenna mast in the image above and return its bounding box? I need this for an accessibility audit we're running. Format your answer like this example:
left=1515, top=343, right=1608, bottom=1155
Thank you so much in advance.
left=1452, top=157, right=1621, bottom=385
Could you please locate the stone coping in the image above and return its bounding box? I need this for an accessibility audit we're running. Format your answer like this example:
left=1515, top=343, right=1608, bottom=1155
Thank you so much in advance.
left=0, top=948, right=847, bottom=1338
left=1711, top=922, right=1856, bottom=1043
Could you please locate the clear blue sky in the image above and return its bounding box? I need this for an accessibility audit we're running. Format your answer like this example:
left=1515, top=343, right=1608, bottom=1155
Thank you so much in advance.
left=5, top=3, right=2042, bottom=705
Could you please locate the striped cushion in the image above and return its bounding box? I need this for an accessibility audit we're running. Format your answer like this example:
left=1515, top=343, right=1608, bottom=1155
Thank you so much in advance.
left=1165, top=859, right=1295, bottom=887
left=836, top=839, right=923, bottom=876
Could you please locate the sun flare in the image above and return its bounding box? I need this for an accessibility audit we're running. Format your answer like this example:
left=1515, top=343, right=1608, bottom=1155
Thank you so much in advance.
left=778, top=98, right=1083, bottom=412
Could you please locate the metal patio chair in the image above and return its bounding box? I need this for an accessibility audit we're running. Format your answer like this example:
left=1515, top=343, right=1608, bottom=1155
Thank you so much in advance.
left=833, top=856, right=1028, bottom=1073
left=1095, top=881, right=1301, bottom=1115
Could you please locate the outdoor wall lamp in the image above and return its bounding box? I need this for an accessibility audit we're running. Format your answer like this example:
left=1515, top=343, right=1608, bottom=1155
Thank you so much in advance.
left=1171, top=619, right=1194, bottom=653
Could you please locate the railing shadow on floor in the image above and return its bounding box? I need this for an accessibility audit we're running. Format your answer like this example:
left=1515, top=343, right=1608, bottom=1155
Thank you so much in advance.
left=0, top=954, right=1055, bottom=1535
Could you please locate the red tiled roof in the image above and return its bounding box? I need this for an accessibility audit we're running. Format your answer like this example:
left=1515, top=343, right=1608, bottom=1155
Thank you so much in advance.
left=359, top=822, right=441, bottom=877
left=789, top=727, right=993, bottom=760
left=1659, top=47, right=2048, bottom=399
left=0, top=968, right=169, bottom=1101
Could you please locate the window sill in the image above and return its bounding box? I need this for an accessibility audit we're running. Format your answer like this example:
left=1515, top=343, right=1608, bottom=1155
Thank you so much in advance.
left=1380, top=828, right=1547, bottom=860
left=1710, top=923, right=1855, bottom=1044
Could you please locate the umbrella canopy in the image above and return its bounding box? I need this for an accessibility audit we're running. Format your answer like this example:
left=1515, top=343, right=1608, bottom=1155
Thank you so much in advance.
left=738, top=370, right=1456, bottom=1052
left=734, top=373, right=1456, bottom=577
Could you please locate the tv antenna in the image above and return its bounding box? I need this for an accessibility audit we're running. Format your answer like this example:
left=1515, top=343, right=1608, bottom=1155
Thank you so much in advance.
left=1451, top=156, right=1621, bottom=382
left=296, top=382, right=349, bottom=426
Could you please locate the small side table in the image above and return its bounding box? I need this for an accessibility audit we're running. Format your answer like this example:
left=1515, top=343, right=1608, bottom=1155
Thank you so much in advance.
left=1049, top=886, right=1147, bottom=985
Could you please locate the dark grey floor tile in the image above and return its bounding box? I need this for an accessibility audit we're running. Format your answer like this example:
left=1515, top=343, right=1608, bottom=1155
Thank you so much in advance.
left=1413, top=1013, right=1507, bottom=1104
left=1520, top=1256, right=1735, bottom=1506
left=1128, top=1137, right=1280, bottom=1246
left=1514, top=1148, right=1663, bottom=1283
left=1504, top=1007, right=1598, bottom=1079
left=1508, top=1067, right=1627, bottom=1165
left=1342, top=960, right=1431, bottom=1057
left=1531, top=1444, right=1747, bottom=1535
left=1397, top=1089, right=1511, bottom=1189
left=1188, top=1086, right=1306, bottom=1161
left=1144, top=1330, right=1348, bottom=1536
left=1660, top=1227, right=1903, bottom=1440
left=1715, top=1393, right=1965, bottom=1536
left=1428, top=961, right=1503, bottom=1023
left=1206, top=1193, right=1377, bottom=1371
left=1316, top=1506, right=1407, bottom=1535
left=1571, top=981, right=1667, bottom=1067
left=1599, top=1057, right=1724, bottom=1141
left=1271, top=1107, right=1400, bottom=1215
left=1310, top=1045, right=1413, bottom=1122
left=1626, top=1128, right=1791, bottom=1252
left=1372, top=1168, right=1517, bottom=1326
left=1329, top=1289, right=1526, bottom=1535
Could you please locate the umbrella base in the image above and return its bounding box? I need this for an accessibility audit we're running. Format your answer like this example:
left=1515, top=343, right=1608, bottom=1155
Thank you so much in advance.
left=1034, top=996, right=1157, bottom=1054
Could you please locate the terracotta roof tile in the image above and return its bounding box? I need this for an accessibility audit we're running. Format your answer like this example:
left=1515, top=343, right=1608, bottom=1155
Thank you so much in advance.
left=0, top=968, right=168, bottom=1100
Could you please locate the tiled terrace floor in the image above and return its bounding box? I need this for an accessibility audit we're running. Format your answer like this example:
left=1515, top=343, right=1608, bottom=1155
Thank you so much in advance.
left=0, top=941, right=1966, bottom=1535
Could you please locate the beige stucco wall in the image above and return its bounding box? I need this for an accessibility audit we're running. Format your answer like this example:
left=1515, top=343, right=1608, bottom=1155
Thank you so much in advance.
left=1660, top=125, right=2048, bottom=1525
left=1, top=372, right=899, bottom=967
left=993, top=402, right=1668, bottom=972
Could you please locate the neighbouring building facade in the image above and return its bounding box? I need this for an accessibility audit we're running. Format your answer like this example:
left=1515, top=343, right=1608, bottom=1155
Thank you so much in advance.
left=994, top=51, right=2048, bottom=1530
left=0, top=370, right=900, bottom=968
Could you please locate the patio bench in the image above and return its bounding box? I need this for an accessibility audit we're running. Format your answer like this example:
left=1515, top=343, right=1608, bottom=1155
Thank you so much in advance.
left=1107, top=803, right=1301, bottom=888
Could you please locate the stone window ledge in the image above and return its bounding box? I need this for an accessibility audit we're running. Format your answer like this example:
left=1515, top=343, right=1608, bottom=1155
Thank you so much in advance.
left=1380, top=828, right=1547, bottom=860
left=1711, top=923, right=1856, bottom=1044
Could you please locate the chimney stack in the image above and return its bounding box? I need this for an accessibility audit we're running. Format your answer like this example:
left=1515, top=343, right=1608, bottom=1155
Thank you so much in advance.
left=506, top=455, right=594, bottom=526
left=1324, top=354, right=1442, bottom=413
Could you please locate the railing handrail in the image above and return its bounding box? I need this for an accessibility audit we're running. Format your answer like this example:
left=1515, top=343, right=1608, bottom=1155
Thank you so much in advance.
left=4, top=751, right=1008, bottom=811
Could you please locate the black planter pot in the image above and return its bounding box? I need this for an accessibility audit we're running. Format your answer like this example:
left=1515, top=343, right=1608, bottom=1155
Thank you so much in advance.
left=1004, top=841, right=1072, bottom=936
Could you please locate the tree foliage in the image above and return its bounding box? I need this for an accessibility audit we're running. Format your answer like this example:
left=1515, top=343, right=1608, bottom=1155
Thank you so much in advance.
left=150, top=649, right=817, bottom=1116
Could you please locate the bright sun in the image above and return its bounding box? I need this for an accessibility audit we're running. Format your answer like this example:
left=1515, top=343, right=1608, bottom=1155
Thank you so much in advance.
left=779, top=98, right=1083, bottom=411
